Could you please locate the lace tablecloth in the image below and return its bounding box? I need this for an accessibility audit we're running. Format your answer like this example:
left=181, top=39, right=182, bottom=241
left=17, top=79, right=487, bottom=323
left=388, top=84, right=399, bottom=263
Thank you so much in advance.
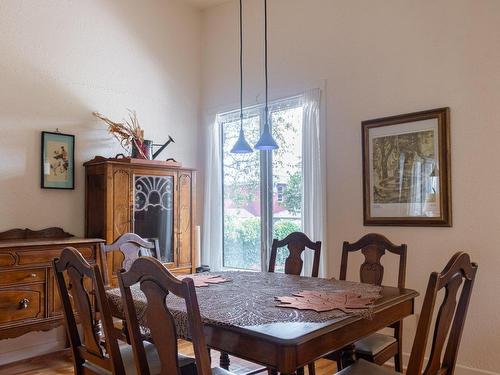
left=106, top=271, right=381, bottom=338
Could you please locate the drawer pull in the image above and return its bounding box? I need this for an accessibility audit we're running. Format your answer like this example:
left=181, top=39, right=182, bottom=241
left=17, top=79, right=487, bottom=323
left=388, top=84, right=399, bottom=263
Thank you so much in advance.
left=30, top=273, right=37, bottom=278
left=19, top=298, right=30, bottom=309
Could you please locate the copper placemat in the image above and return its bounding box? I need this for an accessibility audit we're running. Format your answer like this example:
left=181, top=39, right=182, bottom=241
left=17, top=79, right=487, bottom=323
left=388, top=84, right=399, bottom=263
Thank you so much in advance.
left=177, top=274, right=229, bottom=287
left=275, top=290, right=378, bottom=313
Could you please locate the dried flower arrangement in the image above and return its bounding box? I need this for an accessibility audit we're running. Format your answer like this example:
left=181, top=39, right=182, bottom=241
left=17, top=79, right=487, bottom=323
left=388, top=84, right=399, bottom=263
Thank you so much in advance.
left=93, top=110, right=147, bottom=158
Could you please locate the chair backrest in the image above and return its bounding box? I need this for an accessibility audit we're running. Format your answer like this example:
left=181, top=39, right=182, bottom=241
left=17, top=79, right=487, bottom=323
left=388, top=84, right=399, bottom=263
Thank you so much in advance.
left=268, top=232, right=322, bottom=277
left=140, top=237, right=160, bottom=258
left=118, top=257, right=212, bottom=375
left=52, top=247, right=125, bottom=374
left=407, top=252, right=478, bottom=375
left=101, top=233, right=157, bottom=281
left=340, top=233, right=407, bottom=288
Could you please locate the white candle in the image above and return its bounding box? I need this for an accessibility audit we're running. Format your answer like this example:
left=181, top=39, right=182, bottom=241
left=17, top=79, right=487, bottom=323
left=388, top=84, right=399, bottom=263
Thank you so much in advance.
left=44, top=161, right=51, bottom=175
left=195, top=225, right=201, bottom=268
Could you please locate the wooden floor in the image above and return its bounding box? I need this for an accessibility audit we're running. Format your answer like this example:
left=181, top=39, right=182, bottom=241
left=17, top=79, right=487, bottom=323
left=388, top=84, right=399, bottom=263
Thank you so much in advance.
left=0, top=340, right=339, bottom=375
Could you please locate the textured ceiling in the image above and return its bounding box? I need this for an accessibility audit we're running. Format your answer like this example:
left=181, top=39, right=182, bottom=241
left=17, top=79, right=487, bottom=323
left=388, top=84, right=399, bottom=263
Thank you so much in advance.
left=182, top=0, right=231, bottom=10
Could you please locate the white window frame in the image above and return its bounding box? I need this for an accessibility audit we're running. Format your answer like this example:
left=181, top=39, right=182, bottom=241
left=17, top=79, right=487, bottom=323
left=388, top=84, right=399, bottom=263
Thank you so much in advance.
left=218, top=95, right=303, bottom=271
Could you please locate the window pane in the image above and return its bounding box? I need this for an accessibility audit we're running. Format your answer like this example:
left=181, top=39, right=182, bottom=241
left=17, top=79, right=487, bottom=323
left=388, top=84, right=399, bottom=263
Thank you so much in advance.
left=271, top=106, right=303, bottom=272
left=222, top=116, right=261, bottom=270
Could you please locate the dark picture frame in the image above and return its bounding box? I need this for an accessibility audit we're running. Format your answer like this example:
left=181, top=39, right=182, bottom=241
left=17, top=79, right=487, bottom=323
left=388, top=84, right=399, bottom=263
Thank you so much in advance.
left=41, top=131, right=75, bottom=189
left=362, top=107, right=451, bottom=226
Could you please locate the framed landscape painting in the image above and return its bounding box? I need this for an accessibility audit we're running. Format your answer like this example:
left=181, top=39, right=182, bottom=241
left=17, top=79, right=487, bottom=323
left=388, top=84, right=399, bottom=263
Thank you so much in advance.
left=41, top=131, right=75, bottom=189
left=362, top=108, right=451, bottom=226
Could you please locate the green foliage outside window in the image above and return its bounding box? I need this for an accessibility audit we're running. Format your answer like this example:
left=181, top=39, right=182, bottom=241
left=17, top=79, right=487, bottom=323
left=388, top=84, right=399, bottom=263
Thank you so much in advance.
left=223, top=216, right=301, bottom=270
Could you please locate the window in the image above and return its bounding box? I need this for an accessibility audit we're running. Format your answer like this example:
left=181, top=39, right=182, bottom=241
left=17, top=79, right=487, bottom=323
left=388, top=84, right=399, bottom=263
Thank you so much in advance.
left=220, top=96, right=303, bottom=271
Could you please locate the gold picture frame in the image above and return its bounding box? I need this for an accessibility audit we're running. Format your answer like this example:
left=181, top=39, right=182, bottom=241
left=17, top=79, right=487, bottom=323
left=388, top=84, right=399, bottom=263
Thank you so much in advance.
left=362, top=108, right=451, bottom=226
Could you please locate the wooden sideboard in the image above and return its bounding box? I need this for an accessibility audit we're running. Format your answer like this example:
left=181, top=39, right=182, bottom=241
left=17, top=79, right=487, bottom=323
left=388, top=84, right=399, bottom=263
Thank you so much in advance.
left=84, top=157, right=196, bottom=285
left=0, top=227, right=104, bottom=340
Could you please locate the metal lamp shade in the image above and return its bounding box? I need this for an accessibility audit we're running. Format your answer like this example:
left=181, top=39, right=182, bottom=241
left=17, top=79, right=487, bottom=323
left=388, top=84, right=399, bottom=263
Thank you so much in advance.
left=231, top=126, right=253, bottom=153
left=254, top=123, right=278, bottom=150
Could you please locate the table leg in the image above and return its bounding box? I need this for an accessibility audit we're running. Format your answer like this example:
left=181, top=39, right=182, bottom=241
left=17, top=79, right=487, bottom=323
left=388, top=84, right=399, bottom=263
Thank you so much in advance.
left=339, top=344, right=356, bottom=369
left=220, top=351, right=230, bottom=370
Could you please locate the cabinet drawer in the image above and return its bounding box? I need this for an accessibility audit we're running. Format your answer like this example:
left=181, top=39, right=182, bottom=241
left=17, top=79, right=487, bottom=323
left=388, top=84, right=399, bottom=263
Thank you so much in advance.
left=0, top=284, right=45, bottom=324
left=0, top=269, right=45, bottom=286
left=17, top=246, right=94, bottom=266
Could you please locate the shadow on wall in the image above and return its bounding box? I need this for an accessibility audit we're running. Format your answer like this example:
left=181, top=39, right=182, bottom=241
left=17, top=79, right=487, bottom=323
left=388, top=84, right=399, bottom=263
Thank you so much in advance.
left=99, top=0, right=199, bottom=87
left=0, top=121, right=114, bottom=233
left=0, top=41, right=114, bottom=233
left=0, top=43, right=90, bottom=120
left=98, top=0, right=201, bottom=163
left=0, top=0, right=201, bottom=234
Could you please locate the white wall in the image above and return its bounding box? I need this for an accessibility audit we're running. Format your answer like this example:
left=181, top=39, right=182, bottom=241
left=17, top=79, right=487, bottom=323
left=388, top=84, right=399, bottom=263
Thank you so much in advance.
left=0, top=0, right=201, bottom=364
left=0, top=0, right=201, bottom=235
left=200, top=1, right=500, bottom=374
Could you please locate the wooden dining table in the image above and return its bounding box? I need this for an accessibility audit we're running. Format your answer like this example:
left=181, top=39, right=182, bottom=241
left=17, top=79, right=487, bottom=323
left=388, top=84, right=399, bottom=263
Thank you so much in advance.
left=106, top=271, right=418, bottom=375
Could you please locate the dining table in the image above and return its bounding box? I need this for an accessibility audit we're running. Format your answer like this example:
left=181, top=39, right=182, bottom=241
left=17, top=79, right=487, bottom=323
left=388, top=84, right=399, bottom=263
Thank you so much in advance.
left=106, top=271, right=418, bottom=375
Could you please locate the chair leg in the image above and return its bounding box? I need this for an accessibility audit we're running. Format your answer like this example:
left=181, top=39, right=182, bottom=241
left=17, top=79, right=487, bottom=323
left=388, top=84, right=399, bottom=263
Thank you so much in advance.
left=220, top=351, right=230, bottom=370
left=394, top=320, right=403, bottom=372
left=307, top=362, right=316, bottom=375
left=180, top=362, right=197, bottom=375
left=331, top=346, right=355, bottom=371
left=326, top=350, right=344, bottom=371
left=336, top=357, right=344, bottom=372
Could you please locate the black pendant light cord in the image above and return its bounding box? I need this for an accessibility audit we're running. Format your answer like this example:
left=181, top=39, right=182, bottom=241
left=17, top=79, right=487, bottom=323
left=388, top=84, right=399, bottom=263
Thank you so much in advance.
left=239, top=0, right=244, bottom=124
left=264, top=0, right=268, bottom=119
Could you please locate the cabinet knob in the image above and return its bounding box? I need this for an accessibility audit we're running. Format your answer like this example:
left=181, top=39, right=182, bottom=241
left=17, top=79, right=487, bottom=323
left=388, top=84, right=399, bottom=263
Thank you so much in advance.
left=30, top=273, right=37, bottom=278
left=19, top=298, right=30, bottom=309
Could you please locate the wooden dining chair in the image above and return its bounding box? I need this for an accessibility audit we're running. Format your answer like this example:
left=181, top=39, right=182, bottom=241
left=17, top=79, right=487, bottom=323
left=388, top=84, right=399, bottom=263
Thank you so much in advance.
left=335, top=233, right=407, bottom=371
left=53, top=247, right=196, bottom=375
left=269, top=231, right=322, bottom=277
left=268, top=231, right=321, bottom=375
left=52, top=247, right=126, bottom=374
left=101, top=233, right=159, bottom=284
left=118, top=256, right=235, bottom=375
left=335, top=251, right=478, bottom=375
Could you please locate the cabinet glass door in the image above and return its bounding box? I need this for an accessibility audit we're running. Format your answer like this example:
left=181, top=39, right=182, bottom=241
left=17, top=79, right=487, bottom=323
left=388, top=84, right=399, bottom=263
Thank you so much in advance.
left=133, top=175, right=174, bottom=262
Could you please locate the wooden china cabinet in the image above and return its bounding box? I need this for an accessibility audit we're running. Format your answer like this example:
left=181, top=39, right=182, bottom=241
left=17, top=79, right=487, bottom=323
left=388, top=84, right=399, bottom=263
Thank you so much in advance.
left=84, top=156, right=196, bottom=286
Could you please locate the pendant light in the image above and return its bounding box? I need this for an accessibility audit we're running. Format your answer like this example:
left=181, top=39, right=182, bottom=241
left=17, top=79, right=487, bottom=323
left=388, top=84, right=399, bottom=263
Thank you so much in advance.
left=230, top=0, right=253, bottom=154
left=255, top=0, right=278, bottom=150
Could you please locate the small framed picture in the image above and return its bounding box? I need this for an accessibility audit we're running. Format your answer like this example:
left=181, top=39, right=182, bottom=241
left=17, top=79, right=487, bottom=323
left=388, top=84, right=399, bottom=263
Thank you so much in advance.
left=41, top=131, right=75, bottom=189
left=362, top=107, right=451, bottom=226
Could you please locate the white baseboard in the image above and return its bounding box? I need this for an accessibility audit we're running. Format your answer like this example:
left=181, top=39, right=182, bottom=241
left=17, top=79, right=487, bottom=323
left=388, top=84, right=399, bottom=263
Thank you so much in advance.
left=454, top=364, right=500, bottom=375
left=0, top=339, right=65, bottom=365
left=394, top=353, right=500, bottom=375
left=0, top=327, right=67, bottom=366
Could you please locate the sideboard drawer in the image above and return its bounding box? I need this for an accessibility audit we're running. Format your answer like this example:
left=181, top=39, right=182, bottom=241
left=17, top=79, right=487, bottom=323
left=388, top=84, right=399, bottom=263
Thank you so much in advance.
left=0, top=253, right=16, bottom=268
left=16, top=246, right=94, bottom=266
left=0, top=229, right=104, bottom=340
left=0, top=269, right=45, bottom=286
left=0, top=285, right=45, bottom=324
